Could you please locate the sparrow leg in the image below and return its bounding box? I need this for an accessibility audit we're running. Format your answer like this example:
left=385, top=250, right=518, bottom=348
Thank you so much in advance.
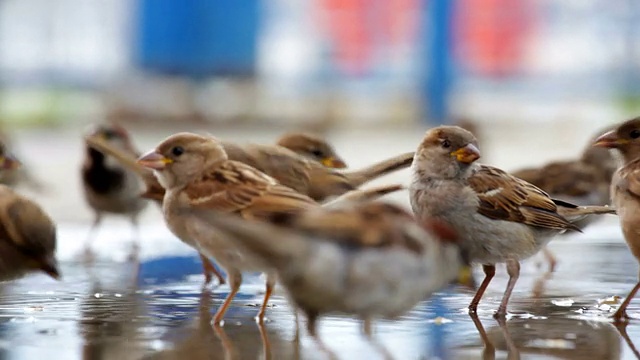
left=212, top=270, right=242, bottom=326
left=541, top=247, right=557, bottom=273
left=468, top=264, right=496, bottom=313
left=613, top=281, right=640, bottom=322
left=306, top=311, right=337, bottom=360
left=85, top=213, right=103, bottom=244
left=129, top=214, right=140, bottom=240
left=199, top=253, right=226, bottom=285
left=256, top=273, right=276, bottom=324
left=362, top=317, right=394, bottom=360
left=127, top=215, right=141, bottom=261
left=495, top=259, right=520, bottom=318
left=363, top=317, right=373, bottom=337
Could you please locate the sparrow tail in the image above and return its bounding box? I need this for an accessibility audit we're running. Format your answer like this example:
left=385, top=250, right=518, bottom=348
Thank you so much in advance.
left=557, top=204, right=616, bottom=223
left=85, top=136, right=149, bottom=177
left=343, top=152, right=414, bottom=187
left=323, top=184, right=405, bottom=208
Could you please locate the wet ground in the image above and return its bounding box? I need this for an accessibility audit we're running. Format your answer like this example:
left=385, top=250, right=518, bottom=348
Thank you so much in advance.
left=1, top=122, right=639, bottom=359
left=3, top=219, right=640, bottom=360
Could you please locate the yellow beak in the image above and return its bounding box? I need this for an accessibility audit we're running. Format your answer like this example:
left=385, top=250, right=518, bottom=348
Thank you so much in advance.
left=137, top=151, right=172, bottom=170
left=593, top=130, right=626, bottom=148
left=451, top=144, right=481, bottom=164
left=321, top=156, right=347, bottom=169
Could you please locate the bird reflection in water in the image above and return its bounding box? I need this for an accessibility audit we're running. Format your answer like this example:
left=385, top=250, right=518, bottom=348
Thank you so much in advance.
left=79, top=255, right=145, bottom=360
left=462, top=314, right=622, bottom=360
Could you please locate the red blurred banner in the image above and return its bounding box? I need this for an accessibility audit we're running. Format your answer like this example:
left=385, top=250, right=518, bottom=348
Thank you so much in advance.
left=317, top=0, right=419, bottom=75
left=454, top=0, right=535, bottom=76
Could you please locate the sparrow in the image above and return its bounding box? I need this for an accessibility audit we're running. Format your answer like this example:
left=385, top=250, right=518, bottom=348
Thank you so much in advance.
left=593, top=117, right=640, bottom=321
left=192, top=201, right=473, bottom=349
left=81, top=123, right=148, bottom=245
left=0, top=131, right=44, bottom=190
left=85, top=130, right=226, bottom=285
left=219, top=141, right=413, bottom=202
left=137, top=132, right=319, bottom=325
left=0, top=162, right=60, bottom=281
left=512, top=128, right=619, bottom=271
left=132, top=138, right=413, bottom=203
left=88, top=132, right=407, bottom=287
left=409, top=126, right=615, bottom=317
left=275, top=132, right=347, bottom=168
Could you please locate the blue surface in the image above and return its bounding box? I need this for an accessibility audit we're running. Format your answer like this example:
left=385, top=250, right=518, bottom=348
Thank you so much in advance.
left=138, top=255, right=225, bottom=285
left=135, top=0, right=260, bottom=77
left=423, top=0, right=455, bottom=124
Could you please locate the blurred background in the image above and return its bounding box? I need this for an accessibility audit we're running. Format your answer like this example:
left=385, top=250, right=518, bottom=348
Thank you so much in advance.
left=2, top=0, right=640, bottom=130
left=0, top=2, right=639, bottom=359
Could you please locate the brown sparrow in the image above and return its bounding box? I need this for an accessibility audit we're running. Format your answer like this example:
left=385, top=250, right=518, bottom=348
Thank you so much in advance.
left=135, top=138, right=413, bottom=203
left=192, top=201, right=473, bottom=350
left=86, top=133, right=404, bottom=286
left=410, top=126, right=615, bottom=317
left=0, top=133, right=43, bottom=190
left=512, top=129, right=619, bottom=271
left=82, top=124, right=147, bottom=245
left=593, top=117, right=640, bottom=321
left=86, top=131, right=226, bottom=285
left=0, top=175, right=60, bottom=281
left=275, top=132, right=347, bottom=168
left=137, top=132, right=319, bottom=325
left=220, top=141, right=413, bottom=202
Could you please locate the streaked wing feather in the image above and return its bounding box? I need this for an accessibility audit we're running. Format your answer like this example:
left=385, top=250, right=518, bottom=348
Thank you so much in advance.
left=469, top=165, right=574, bottom=230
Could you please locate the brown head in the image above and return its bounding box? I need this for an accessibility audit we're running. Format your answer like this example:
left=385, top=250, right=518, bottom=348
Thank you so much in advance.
left=0, top=186, right=60, bottom=280
left=0, top=143, right=20, bottom=172
left=593, top=117, right=640, bottom=164
left=413, top=126, right=480, bottom=179
left=85, top=123, right=136, bottom=154
left=137, top=132, right=228, bottom=189
left=276, top=132, right=347, bottom=168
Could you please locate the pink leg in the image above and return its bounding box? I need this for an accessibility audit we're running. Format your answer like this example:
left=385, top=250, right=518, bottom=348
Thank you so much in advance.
left=495, top=259, right=520, bottom=318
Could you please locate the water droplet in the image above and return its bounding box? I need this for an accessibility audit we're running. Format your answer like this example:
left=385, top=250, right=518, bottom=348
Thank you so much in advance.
left=551, top=299, right=574, bottom=307
left=427, top=316, right=452, bottom=325
left=24, top=306, right=44, bottom=313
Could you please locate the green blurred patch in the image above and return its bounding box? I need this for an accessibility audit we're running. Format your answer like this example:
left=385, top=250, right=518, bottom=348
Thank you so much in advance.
left=0, top=89, right=101, bottom=128
left=616, top=94, right=640, bottom=113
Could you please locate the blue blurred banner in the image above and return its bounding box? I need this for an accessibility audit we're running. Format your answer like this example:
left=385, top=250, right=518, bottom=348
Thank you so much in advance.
left=423, top=0, right=454, bottom=124
left=135, top=0, right=260, bottom=77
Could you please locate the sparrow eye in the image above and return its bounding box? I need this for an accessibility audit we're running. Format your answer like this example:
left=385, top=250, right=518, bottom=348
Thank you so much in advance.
left=171, top=146, right=184, bottom=157
left=441, top=140, right=451, bottom=148
left=631, top=129, right=640, bottom=139
left=311, top=149, right=323, bottom=157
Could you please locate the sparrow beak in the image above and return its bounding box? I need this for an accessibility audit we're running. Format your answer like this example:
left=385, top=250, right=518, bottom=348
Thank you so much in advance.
left=321, top=156, right=347, bottom=169
left=455, top=265, right=476, bottom=290
left=594, top=130, right=625, bottom=148
left=451, top=143, right=481, bottom=164
left=137, top=151, right=172, bottom=170
left=0, top=154, right=21, bottom=170
left=33, top=257, right=61, bottom=280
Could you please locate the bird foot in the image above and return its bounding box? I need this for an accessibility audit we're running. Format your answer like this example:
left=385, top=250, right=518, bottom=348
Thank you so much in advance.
left=493, top=309, right=508, bottom=319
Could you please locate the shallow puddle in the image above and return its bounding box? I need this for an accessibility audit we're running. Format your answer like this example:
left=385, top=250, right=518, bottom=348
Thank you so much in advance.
left=1, top=220, right=639, bottom=359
